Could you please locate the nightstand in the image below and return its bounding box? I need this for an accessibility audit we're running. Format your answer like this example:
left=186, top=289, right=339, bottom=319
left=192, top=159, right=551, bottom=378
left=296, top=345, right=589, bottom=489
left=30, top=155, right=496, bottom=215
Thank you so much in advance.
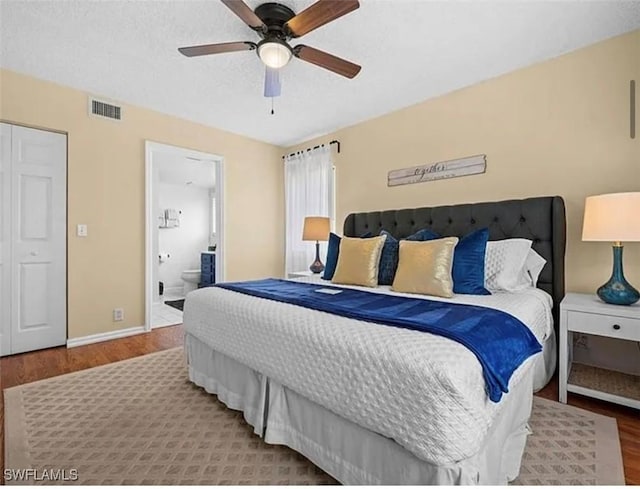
left=288, top=270, right=318, bottom=279
left=559, top=293, right=640, bottom=409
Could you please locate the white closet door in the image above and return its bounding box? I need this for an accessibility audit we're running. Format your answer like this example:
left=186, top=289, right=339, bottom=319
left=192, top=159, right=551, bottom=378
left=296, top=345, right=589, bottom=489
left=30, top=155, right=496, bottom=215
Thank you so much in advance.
left=0, top=124, right=11, bottom=356
left=10, top=125, right=67, bottom=354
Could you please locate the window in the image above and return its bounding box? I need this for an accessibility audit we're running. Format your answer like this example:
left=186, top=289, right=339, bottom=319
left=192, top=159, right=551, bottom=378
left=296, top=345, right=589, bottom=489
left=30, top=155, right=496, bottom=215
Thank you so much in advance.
left=284, top=147, right=335, bottom=274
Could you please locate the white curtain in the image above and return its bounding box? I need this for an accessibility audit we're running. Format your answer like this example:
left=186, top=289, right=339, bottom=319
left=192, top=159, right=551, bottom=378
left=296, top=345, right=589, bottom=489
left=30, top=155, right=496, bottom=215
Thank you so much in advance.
left=285, top=146, right=333, bottom=275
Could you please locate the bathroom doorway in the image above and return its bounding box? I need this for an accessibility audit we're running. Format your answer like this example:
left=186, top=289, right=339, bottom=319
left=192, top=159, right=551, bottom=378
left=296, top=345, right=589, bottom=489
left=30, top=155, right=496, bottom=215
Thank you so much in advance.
left=144, top=141, right=224, bottom=330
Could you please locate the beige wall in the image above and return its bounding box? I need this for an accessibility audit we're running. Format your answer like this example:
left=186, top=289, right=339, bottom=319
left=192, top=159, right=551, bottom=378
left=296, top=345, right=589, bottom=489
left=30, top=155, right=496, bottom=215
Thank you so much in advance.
left=0, top=69, right=284, bottom=339
left=287, top=30, right=640, bottom=294
left=1, top=29, right=638, bottom=340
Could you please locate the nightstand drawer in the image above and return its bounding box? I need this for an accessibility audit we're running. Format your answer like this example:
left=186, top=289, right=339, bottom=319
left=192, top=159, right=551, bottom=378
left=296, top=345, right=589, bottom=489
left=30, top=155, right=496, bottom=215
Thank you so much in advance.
left=567, top=310, right=640, bottom=341
left=200, top=271, right=215, bottom=285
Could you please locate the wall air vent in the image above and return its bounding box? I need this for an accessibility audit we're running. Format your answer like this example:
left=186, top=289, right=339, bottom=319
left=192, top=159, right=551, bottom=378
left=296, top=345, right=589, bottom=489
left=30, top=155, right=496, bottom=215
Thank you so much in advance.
left=88, top=97, right=122, bottom=121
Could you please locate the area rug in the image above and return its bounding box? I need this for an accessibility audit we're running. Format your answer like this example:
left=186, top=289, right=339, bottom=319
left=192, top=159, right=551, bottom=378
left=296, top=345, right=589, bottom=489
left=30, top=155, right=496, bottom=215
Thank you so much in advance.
left=164, top=299, right=185, bottom=311
left=4, top=348, right=625, bottom=485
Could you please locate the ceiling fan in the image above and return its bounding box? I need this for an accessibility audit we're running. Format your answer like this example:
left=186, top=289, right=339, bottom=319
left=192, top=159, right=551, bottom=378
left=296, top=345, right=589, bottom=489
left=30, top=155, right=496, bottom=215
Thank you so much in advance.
left=178, top=0, right=361, bottom=98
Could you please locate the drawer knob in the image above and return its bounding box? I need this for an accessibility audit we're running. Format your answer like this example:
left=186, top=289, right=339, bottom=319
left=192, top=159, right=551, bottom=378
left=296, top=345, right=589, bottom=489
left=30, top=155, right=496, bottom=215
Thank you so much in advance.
left=612, top=324, right=621, bottom=330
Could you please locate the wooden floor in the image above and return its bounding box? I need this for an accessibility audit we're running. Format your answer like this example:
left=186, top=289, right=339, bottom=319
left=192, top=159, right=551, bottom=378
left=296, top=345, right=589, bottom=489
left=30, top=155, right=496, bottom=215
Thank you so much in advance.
left=2, top=325, right=639, bottom=485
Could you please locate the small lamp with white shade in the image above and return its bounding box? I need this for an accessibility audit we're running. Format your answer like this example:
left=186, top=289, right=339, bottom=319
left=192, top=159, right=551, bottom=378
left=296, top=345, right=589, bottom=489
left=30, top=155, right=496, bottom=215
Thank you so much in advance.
left=582, top=192, right=640, bottom=305
left=302, top=216, right=330, bottom=274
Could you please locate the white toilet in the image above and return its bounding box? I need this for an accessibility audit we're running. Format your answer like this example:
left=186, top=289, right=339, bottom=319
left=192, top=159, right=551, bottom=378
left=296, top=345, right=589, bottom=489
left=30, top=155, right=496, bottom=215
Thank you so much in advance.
left=181, top=269, right=201, bottom=295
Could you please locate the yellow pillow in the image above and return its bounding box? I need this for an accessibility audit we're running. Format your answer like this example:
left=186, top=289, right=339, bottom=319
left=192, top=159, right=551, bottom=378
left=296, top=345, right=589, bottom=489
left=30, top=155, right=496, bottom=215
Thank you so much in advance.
left=332, top=235, right=387, bottom=287
left=391, top=237, right=459, bottom=297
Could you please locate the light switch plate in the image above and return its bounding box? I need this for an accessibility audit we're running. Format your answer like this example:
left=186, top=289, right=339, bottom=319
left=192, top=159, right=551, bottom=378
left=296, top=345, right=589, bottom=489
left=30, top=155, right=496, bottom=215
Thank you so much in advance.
left=77, top=224, right=88, bottom=237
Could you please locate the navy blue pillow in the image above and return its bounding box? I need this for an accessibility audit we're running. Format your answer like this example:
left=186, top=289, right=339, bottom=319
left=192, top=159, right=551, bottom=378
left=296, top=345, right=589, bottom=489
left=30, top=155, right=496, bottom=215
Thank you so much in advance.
left=378, top=230, right=399, bottom=285
left=406, top=228, right=440, bottom=241
left=322, top=232, right=372, bottom=280
left=322, top=232, right=342, bottom=280
left=447, top=228, right=491, bottom=295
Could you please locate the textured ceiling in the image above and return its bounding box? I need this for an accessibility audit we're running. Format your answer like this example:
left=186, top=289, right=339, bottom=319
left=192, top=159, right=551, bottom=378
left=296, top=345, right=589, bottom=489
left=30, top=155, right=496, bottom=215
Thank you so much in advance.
left=1, top=1, right=639, bottom=147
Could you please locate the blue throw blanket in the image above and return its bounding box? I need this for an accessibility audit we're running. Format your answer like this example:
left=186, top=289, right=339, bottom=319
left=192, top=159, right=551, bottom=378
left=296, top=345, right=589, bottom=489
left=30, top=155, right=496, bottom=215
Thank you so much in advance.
left=215, top=279, right=542, bottom=402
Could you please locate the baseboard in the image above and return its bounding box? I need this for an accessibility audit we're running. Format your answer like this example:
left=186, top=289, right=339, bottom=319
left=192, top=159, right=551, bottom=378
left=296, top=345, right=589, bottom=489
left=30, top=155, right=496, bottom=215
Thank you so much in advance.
left=67, top=326, right=146, bottom=348
left=151, top=322, right=180, bottom=330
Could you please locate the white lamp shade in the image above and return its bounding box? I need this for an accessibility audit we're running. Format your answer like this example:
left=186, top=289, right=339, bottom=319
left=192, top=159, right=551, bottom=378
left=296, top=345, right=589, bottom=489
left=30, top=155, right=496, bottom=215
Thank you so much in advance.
left=582, top=192, right=640, bottom=242
left=258, top=41, right=292, bottom=69
left=302, top=216, right=330, bottom=241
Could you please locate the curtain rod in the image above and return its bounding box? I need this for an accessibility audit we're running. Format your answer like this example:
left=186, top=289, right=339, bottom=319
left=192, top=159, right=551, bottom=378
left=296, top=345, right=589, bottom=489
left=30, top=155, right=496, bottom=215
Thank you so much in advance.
left=282, top=140, right=340, bottom=159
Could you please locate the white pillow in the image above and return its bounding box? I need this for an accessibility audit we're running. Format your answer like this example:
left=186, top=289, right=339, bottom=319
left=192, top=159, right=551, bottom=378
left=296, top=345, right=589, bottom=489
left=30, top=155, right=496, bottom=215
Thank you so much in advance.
left=484, top=239, right=532, bottom=292
left=521, top=248, right=546, bottom=287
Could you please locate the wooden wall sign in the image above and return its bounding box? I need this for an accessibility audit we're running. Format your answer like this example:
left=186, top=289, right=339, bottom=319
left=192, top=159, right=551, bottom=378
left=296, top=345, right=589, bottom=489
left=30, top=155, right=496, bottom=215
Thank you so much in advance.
left=388, top=154, right=487, bottom=187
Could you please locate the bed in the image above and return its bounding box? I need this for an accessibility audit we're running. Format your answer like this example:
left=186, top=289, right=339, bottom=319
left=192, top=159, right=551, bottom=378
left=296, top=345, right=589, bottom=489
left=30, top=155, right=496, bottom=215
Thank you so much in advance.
left=182, top=196, right=566, bottom=485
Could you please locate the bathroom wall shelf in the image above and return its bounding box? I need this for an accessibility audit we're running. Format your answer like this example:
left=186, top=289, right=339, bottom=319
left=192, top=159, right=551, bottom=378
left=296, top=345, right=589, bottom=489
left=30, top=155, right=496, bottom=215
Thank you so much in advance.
left=159, top=208, right=181, bottom=228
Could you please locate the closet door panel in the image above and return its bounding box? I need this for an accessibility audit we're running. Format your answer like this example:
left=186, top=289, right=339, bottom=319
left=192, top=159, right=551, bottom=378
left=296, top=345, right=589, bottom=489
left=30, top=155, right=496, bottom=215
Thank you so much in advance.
left=0, top=123, right=11, bottom=356
left=10, top=125, right=67, bottom=354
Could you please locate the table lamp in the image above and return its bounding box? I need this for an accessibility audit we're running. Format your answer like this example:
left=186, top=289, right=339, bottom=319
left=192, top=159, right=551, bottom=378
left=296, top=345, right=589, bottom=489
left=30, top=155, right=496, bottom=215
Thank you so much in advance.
left=582, top=192, right=640, bottom=305
left=302, top=216, right=330, bottom=273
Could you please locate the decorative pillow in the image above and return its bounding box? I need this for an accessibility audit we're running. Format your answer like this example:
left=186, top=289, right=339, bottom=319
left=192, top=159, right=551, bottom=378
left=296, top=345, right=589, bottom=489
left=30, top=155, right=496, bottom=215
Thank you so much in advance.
left=484, top=239, right=532, bottom=292
left=391, top=237, right=459, bottom=298
left=322, top=232, right=372, bottom=280
left=406, top=228, right=440, bottom=241
left=332, top=235, right=387, bottom=287
left=404, top=228, right=490, bottom=295
left=450, top=228, right=491, bottom=295
left=377, top=230, right=399, bottom=285
left=322, top=233, right=342, bottom=280
left=373, top=228, right=438, bottom=285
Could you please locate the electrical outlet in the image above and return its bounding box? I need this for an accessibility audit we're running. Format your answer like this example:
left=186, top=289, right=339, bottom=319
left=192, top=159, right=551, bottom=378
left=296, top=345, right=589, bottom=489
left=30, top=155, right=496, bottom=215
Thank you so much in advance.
left=113, top=308, right=124, bottom=322
left=574, top=334, right=589, bottom=349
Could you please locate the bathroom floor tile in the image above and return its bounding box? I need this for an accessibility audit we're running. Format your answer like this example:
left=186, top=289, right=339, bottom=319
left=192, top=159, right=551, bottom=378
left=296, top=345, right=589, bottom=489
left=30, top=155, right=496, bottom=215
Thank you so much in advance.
left=151, top=294, right=185, bottom=328
left=153, top=318, right=181, bottom=328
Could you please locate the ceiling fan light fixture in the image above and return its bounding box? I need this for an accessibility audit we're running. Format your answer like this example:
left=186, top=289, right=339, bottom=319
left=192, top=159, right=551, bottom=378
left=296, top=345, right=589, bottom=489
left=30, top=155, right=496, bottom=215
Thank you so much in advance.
left=257, top=40, right=292, bottom=69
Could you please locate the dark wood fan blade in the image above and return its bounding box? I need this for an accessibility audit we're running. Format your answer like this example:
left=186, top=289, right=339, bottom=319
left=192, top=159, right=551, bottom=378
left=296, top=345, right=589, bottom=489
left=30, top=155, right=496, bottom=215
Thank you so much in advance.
left=285, top=0, right=359, bottom=38
left=178, top=41, right=256, bottom=57
left=294, top=45, right=361, bottom=78
left=221, top=0, right=266, bottom=31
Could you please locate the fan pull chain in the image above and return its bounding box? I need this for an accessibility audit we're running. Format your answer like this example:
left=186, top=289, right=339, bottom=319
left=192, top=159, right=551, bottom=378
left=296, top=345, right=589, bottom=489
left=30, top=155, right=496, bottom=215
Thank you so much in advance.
left=271, top=97, right=275, bottom=115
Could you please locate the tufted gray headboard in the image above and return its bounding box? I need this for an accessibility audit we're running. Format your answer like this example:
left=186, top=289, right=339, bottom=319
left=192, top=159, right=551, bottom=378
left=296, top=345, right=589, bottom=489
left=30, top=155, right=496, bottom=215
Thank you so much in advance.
left=344, top=196, right=566, bottom=328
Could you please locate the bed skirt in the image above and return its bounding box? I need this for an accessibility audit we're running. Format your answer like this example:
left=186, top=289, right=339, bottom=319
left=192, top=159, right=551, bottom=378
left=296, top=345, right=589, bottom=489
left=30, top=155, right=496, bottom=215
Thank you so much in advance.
left=185, top=333, right=534, bottom=485
left=534, top=328, right=556, bottom=391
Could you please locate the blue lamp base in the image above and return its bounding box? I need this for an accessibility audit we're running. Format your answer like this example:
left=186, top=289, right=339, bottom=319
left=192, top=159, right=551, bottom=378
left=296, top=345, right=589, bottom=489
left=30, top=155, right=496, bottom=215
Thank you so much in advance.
left=597, top=244, right=639, bottom=306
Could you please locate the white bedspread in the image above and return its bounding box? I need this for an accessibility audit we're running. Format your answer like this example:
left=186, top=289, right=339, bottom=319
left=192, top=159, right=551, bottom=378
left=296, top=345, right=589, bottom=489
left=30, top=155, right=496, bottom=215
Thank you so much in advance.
left=183, top=277, right=552, bottom=465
